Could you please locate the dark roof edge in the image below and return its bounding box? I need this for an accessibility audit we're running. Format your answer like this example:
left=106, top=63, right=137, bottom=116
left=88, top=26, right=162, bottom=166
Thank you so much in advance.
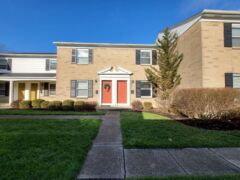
left=0, top=52, right=56, bottom=58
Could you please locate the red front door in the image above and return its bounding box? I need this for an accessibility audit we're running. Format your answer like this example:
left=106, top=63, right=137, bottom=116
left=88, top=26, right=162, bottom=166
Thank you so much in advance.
left=117, top=80, right=127, bottom=104
left=102, top=80, right=112, bottom=104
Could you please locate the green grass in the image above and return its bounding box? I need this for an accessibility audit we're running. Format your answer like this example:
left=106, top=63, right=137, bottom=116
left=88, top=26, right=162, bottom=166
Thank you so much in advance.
left=121, top=112, right=240, bottom=148
left=0, top=109, right=105, bottom=115
left=0, top=118, right=101, bottom=179
left=128, top=175, right=240, bottom=180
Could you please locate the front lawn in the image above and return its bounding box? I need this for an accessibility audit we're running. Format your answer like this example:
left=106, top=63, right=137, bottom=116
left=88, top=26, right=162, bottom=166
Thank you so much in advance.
left=0, top=109, right=104, bottom=115
left=0, top=118, right=101, bottom=179
left=121, top=112, right=240, bottom=148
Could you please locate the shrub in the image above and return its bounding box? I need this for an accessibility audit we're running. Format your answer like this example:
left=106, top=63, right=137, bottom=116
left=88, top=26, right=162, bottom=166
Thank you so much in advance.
left=48, top=101, right=62, bottom=111
left=19, top=100, right=32, bottom=109
left=132, top=100, right=143, bottom=112
left=74, top=101, right=85, bottom=111
left=172, top=88, right=240, bottom=119
left=40, top=101, right=49, bottom=109
left=62, top=100, right=74, bottom=111
left=84, top=101, right=98, bottom=111
left=11, top=100, right=21, bottom=109
left=144, top=102, right=153, bottom=110
left=31, top=99, right=45, bottom=109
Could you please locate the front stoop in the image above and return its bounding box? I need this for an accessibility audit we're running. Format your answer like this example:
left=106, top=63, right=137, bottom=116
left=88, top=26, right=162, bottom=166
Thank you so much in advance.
left=77, top=111, right=125, bottom=180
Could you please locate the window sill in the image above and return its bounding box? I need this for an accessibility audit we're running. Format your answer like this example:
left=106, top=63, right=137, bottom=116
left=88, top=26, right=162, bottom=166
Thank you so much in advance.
left=140, top=96, right=153, bottom=99
left=232, top=47, right=240, bottom=50
left=76, top=96, right=88, bottom=99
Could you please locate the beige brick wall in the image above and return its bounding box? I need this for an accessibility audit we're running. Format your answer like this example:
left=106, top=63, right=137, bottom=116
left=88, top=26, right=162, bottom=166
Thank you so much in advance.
left=201, top=21, right=240, bottom=87
left=56, top=47, right=157, bottom=106
left=177, top=21, right=203, bottom=88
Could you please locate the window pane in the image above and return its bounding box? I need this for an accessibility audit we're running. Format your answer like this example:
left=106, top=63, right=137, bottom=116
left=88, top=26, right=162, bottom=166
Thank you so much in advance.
left=77, top=81, right=88, bottom=89
left=49, top=84, right=56, bottom=95
left=141, top=82, right=151, bottom=88
left=141, top=89, right=151, bottom=96
left=50, top=60, right=57, bottom=70
left=233, top=74, right=240, bottom=88
left=0, top=90, right=5, bottom=96
left=232, top=28, right=240, bottom=37
left=77, top=57, right=89, bottom=64
left=232, top=37, right=240, bottom=47
left=0, top=59, right=7, bottom=70
left=77, top=49, right=89, bottom=57
left=140, top=51, right=151, bottom=58
left=77, top=89, right=88, bottom=97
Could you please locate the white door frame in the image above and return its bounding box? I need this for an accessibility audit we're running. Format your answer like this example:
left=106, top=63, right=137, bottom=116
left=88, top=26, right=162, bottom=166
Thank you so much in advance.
left=99, top=74, right=130, bottom=107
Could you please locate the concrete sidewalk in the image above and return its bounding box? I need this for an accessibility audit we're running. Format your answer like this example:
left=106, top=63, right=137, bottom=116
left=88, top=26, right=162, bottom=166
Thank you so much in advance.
left=125, top=148, right=240, bottom=178
left=77, top=111, right=124, bottom=179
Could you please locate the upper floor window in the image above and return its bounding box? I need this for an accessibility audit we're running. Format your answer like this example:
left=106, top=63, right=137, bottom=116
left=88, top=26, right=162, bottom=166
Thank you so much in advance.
left=77, top=49, right=89, bottom=64
left=232, top=24, right=240, bottom=47
left=0, top=59, right=8, bottom=70
left=49, top=60, right=57, bottom=70
left=140, top=50, right=152, bottom=65
left=76, top=80, right=88, bottom=97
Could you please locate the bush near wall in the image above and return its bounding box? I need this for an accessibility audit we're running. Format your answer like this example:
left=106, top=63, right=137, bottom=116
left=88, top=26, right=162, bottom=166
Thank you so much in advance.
left=19, top=100, right=32, bottom=109
left=132, top=100, right=144, bottom=112
left=40, top=101, right=49, bottom=109
left=11, top=100, right=22, bottom=109
left=172, top=88, right=240, bottom=119
left=144, top=102, right=153, bottom=110
left=62, top=100, right=74, bottom=111
left=32, top=99, right=45, bottom=109
left=48, top=101, right=62, bottom=111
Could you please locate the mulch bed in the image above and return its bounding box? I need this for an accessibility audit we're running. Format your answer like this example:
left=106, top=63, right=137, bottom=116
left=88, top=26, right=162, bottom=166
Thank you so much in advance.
left=146, top=109, right=240, bottom=131
left=177, top=119, right=240, bottom=131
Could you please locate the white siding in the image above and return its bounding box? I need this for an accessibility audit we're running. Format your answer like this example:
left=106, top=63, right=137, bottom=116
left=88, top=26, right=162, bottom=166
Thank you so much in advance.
left=11, top=58, right=56, bottom=73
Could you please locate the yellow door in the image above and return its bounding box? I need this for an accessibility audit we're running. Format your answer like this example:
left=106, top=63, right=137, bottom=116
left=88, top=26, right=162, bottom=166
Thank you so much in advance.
left=30, top=83, right=38, bottom=100
left=18, top=83, right=25, bottom=100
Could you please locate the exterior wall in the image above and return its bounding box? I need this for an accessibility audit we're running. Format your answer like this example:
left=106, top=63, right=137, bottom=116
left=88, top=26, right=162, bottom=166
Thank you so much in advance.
left=12, top=81, right=56, bottom=101
left=56, top=47, right=157, bottom=106
left=11, top=58, right=56, bottom=73
left=177, top=21, right=203, bottom=88
left=201, top=21, right=240, bottom=87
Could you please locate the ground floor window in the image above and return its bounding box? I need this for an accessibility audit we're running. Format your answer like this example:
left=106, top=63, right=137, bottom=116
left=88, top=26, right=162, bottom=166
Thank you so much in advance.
left=77, top=80, right=88, bottom=97
left=140, top=81, right=152, bottom=98
left=0, top=82, right=5, bottom=96
left=49, top=83, right=56, bottom=95
left=233, top=73, right=240, bottom=88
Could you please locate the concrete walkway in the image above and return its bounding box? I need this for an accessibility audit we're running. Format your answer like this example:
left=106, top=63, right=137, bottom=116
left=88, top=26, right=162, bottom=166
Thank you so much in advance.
left=77, top=111, right=240, bottom=179
left=0, top=115, right=103, bottom=120
left=77, top=111, right=124, bottom=179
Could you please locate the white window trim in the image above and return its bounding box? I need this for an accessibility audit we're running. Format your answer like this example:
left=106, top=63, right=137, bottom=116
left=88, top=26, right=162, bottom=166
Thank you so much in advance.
left=49, top=59, right=57, bottom=70
left=49, top=83, right=56, bottom=96
left=140, top=50, right=152, bottom=65
left=76, top=49, right=89, bottom=64
left=76, top=80, right=89, bottom=98
left=140, top=81, right=152, bottom=98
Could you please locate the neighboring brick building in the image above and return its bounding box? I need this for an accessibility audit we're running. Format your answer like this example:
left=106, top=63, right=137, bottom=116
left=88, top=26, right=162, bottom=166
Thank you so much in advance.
left=1, top=9, right=240, bottom=108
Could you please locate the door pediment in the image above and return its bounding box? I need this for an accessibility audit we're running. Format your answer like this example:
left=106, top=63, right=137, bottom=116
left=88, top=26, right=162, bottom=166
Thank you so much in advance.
left=98, top=66, right=132, bottom=75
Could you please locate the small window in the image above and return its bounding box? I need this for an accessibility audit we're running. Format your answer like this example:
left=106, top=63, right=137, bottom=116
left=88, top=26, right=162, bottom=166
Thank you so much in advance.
left=233, top=73, right=240, bottom=88
left=232, top=24, right=240, bottom=47
left=49, top=60, right=57, bottom=70
left=49, top=83, right=56, bottom=95
left=0, top=59, right=8, bottom=70
left=77, top=49, right=89, bottom=64
left=76, top=80, right=88, bottom=97
left=140, top=81, right=152, bottom=97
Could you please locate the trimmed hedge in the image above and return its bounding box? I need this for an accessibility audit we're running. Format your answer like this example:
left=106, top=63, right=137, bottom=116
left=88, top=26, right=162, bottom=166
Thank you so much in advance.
left=172, top=88, right=240, bottom=119
left=62, top=100, right=74, bottom=111
left=132, top=100, right=143, bottom=112
left=19, top=100, right=32, bottom=109
left=74, top=101, right=85, bottom=111
left=144, top=102, right=153, bottom=110
left=32, top=99, right=45, bottom=109
left=48, top=101, right=62, bottom=111
left=40, top=101, right=49, bottom=109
